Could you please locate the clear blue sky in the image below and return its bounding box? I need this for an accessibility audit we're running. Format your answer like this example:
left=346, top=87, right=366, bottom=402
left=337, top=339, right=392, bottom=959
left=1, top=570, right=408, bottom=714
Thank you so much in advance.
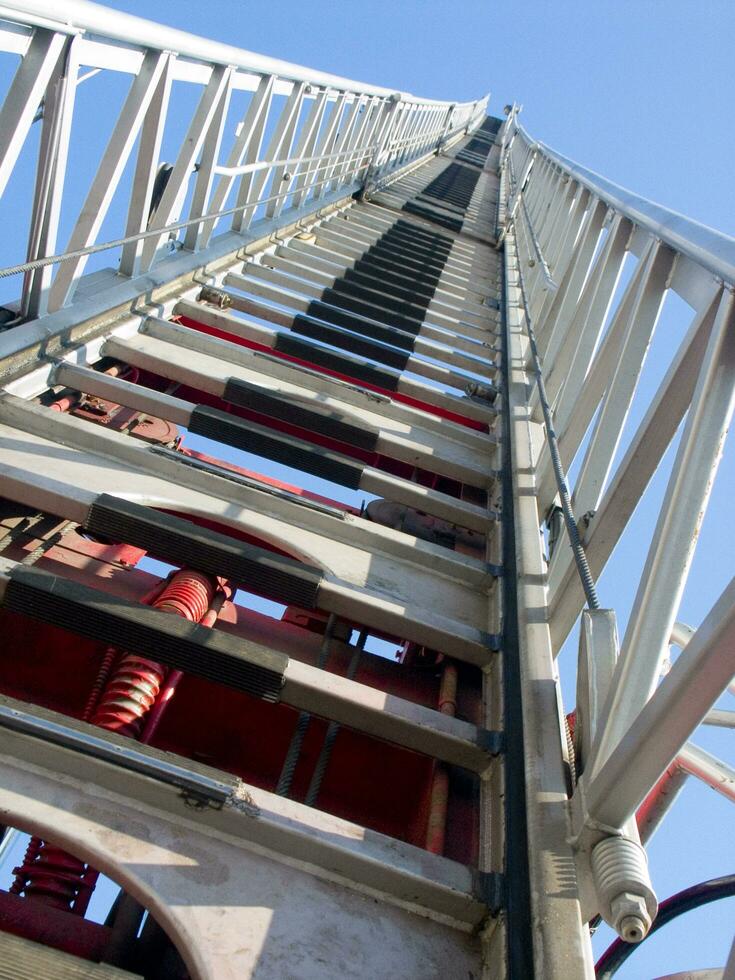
left=4, top=1, right=734, bottom=974
left=99, top=0, right=735, bottom=237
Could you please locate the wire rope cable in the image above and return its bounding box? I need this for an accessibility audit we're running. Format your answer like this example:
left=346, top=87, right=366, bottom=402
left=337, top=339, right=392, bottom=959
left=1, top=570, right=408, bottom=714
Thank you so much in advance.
left=0, top=115, right=461, bottom=284
left=304, top=629, right=367, bottom=807
left=514, top=241, right=600, bottom=610
left=275, top=613, right=336, bottom=798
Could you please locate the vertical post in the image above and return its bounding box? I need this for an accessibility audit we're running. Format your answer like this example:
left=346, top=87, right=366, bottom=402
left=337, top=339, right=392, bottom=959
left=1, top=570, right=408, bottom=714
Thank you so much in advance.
left=48, top=49, right=171, bottom=309
left=119, top=54, right=173, bottom=278
left=21, top=34, right=79, bottom=319
left=534, top=197, right=606, bottom=371
left=541, top=212, right=628, bottom=420
left=538, top=237, right=652, bottom=511
left=138, top=63, right=231, bottom=271
left=300, top=90, right=348, bottom=204
left=358, top=92, right=402, bottom=199
left=324, top=93, right=374, bottom=194
left=197, top=73, right=274, bottom=248
left=264, top=83, right=312, bottom=218
left=284, top=87, right=328, bottom=211
left=435, top=103, right=455, bottom=155
left=0, top=28, right=67, bottom=199
left=182, top=68, right=235, bottom=250
left=570, top=242, right=673, bottom=518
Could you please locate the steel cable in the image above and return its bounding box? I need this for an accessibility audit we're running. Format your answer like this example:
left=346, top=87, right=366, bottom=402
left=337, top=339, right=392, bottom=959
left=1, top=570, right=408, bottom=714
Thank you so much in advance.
left=0, top=119, right=462, bottom=284
left=304, top=629, right=367, bottom=807
left=0, top=169, right=372, bottom=282
left=275, top=613, right=337, bottom=798
left=513, top=240, right=600, bottom=610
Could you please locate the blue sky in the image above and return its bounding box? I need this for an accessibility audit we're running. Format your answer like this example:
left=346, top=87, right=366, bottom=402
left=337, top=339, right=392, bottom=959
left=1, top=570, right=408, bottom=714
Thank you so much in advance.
left=97, top=0, right=735, bottom=237
left=1, top=1, right=733, bottom=974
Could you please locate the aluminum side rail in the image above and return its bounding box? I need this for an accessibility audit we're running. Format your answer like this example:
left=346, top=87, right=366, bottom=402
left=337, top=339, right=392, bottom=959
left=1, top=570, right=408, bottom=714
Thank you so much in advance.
left=0, top=0, right=488, bottom=319
left=501, top=111, right=735, bottom=661
left=498, top=107, right=735, bottom=954
left=513, top=121, right=735, bottom=286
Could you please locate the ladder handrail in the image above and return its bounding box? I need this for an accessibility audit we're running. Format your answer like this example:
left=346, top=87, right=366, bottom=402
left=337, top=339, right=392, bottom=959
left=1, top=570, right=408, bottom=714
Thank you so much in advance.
left=0, top=2, right=489, bottom=317
left=513, top=119, right=735, bottom=286
left=0, top=0, right=482, bottom=105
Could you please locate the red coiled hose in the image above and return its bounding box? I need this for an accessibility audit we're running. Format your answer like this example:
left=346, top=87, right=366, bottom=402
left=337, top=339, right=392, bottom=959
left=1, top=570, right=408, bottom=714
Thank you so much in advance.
left=12, top=569, right=218, bottom=913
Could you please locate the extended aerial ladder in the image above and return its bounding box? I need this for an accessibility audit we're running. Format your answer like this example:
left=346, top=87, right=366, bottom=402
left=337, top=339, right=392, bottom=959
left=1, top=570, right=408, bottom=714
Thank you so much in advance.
left=0, top=3, right=731, bottom=978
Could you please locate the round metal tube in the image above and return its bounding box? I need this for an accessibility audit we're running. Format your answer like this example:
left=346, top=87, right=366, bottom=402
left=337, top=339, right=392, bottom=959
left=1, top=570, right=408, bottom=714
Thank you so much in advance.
left=677, top=743, right=735, bottom=803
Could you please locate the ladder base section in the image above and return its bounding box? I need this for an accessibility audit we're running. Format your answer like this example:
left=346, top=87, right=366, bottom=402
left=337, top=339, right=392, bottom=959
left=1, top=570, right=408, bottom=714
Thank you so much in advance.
left=0, top=710, right=487, bottom=979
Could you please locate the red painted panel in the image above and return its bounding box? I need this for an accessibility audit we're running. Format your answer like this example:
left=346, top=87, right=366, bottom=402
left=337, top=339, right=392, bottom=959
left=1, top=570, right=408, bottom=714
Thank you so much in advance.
left=0, top=513, right=480, bottom=862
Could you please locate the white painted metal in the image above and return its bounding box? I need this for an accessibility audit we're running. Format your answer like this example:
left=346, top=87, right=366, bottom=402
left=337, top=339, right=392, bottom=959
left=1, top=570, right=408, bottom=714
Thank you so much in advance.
left=584, top=577, right=735, bottom=827
left=136, top=316, right=497, bottom=445
left=0, top=712, right=489, bottom=958
left=282, top=658, right=498, bottom=774
left=515, top=121, right=735, bottom=286
left=531, top=198, right=607, bottom=377
left=546, top=288, right=722, bottom=647
left=0, top=4, right=729, bottom=973
left=0, top=28, right=66, bottom=198
left=574, top=609, right=618, bottom=775
left=569, top=242, right=673, bottom=520
left=53, top=356, right=497, bottom=488
left=47, top=49, right=170, bottom=307
left=501, top=104, right=735, bottom=952
left=541, top=213, right=630, bottom=426
left=590, top=289, right=735, bottom=777
left=278, top=234, right=498, bottom=303
left=21, top=33, right=79, bottom=317
left=160, top=301, right=498, bottom=424
left=703, top=710, right=735, bottom=730
left=0, top=394, right=496, bottom=665
left=118, top=53, right=174, bottom=277
left=140, top=63, right=234, bottom=271
left=677, top=743, right=735, bottom=803
left=0, top=1, right=487, bottom=315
